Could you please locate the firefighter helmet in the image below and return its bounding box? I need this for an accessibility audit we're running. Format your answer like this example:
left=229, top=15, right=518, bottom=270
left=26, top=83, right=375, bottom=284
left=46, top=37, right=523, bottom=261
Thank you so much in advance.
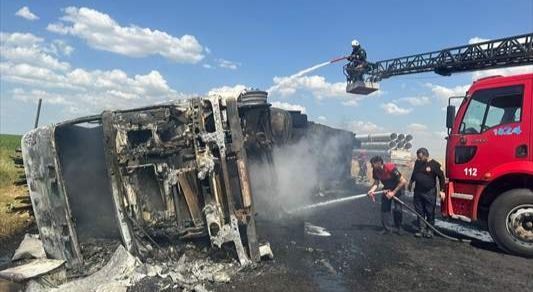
left=351, top=39, right=360, bottom=48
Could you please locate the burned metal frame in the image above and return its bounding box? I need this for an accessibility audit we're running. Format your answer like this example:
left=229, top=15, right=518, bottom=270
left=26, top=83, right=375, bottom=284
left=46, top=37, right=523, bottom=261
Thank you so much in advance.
left=22, top=96, right=261, bottom=268
left=21, top=89, right=358, bottom=270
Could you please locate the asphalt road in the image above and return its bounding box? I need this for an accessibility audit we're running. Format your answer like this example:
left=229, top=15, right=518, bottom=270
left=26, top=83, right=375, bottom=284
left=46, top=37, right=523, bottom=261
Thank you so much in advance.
left=221, top=187, right=533, bottom=292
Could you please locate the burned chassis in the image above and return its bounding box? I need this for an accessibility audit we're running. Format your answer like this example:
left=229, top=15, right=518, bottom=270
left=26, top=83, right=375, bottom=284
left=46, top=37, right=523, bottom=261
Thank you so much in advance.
left=21, top=94, right=267, bottom=268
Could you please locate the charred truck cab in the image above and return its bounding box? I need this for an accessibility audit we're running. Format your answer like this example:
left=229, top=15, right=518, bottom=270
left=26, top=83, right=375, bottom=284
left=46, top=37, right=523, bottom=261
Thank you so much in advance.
left=21, top=93, right=274, bottom=268
left=444, top=73, right=533, bottom=257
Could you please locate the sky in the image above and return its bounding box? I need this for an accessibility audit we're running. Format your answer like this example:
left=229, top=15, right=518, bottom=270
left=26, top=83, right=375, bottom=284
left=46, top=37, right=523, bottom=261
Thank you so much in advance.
left=1, top=0, right=532, bottom=159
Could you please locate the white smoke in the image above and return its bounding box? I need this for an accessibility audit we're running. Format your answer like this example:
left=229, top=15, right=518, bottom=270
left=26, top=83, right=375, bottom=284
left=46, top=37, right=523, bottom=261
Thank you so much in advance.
left=249, top=124, right=354, bottom=220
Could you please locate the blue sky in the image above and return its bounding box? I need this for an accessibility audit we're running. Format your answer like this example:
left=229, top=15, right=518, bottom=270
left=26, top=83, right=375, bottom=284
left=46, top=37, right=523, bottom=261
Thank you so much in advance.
left=1, top=0, right=532, bottom=158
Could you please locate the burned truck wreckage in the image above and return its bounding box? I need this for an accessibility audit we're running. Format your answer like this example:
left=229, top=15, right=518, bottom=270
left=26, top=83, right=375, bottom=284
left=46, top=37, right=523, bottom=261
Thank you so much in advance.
left=20, top=90, right=355, bottom=271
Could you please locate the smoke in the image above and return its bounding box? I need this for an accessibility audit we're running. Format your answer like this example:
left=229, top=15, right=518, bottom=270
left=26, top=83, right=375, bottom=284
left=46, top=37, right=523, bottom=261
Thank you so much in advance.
left=249, top=123, right=354, bottom=220
left=249, top=140, right=318, bottom=220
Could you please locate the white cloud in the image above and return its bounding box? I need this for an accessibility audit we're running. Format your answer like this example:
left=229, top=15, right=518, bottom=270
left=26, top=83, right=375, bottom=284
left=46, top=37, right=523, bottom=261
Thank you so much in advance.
left=407, top=123, right=428, bottom=132
left=45, top=40, right=74, bottom=56
left=0, top=32, right=43, bottom=46
left=12, top=88, right=68, bottom=105
left=426, top=83, right=470, bottom=103
left=435, top=131, right=447, bottom=139
left=398, top=96, right=430, bottom=106
left=380, top=102, right=412, bottom=115
left=344, top=120, right=384, bottom=134
left=15, top=6, right=39, bottom=21
left=2, top=66, right=180, bottom=111
left=317, top=116, right=327, bottom=122
left=1, top=32, right=71, bottom=71
left=471, top=65, right=533, bottom=80
left=268, top=74, right=374, bottom=106
left=1, top=32, right=180, bottom=115
left=270, top=75, right=345, bottom=98
left=468, top=37, right=490, bottom=44
left=47, top=7, right=204, bottom=63
left=217, top=59, right=240, bottom=70
left=202, top=64, right=213, bottom=69
left=207, top=84, right=247, bottom=98
left=270, top=101, right=306, bottom=113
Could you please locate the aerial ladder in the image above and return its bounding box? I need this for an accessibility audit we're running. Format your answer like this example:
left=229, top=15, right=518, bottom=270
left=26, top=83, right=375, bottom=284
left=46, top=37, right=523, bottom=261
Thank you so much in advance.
left=344, top=33, right=533, bottom=94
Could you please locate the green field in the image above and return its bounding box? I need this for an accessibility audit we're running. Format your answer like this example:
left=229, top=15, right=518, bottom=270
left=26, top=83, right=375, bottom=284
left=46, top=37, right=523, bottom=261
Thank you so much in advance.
left=0, top=134, right=31, bottom=241
left=0, top=134, right=22, bottom=189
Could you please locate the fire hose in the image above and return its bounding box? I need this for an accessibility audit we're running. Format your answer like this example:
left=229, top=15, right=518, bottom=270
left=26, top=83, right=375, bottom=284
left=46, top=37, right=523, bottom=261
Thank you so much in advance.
left=389, top=194, right=471, bottom=243
left=288, top=190, right=470, bottom=243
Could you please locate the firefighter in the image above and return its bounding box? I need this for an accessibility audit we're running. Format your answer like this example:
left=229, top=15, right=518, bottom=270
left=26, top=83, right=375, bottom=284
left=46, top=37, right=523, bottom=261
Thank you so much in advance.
left=408, top=148, right=445, bottom=238
left=348, top=39, right=367, bottom=64
left=367, top=156, right=408, bottom=234
left=347, top=39, right=368, bottom=82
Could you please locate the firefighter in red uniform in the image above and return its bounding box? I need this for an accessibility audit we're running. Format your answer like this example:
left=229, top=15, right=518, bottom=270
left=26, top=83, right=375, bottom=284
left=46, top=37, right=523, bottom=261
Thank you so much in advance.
left=367, top=156, right=408, bottom=234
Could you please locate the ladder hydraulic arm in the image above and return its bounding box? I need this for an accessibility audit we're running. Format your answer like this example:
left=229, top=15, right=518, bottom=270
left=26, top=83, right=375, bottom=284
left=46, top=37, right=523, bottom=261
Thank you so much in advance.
left=345, top=33, right=533, bottom=94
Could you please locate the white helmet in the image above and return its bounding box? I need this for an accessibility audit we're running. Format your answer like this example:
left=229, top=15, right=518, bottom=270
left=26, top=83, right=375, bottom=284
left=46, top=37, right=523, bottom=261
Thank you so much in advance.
left=351, top=39, right=360, bottom=47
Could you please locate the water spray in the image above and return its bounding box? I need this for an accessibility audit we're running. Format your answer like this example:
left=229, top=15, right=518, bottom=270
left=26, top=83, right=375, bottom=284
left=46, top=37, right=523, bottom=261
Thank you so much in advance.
left=287, top=190, right=385, bottom=214
left=292, top=56, right=349, bottom=79
left=268, top=56, right=348, bottom=92
left=287, top=190, right=471, bottom=243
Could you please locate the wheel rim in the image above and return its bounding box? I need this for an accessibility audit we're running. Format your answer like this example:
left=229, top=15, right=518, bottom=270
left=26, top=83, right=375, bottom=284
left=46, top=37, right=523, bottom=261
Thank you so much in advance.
left=506, top=204, right=533, bottom=245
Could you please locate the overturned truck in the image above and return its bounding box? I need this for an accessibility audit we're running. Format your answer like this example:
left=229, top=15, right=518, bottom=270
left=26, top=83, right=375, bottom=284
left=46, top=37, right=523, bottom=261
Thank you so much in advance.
left=21, top=90, right=355, bottom=269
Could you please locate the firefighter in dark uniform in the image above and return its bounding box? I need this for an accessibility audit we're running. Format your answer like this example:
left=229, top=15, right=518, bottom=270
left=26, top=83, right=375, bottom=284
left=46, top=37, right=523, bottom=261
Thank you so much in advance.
left=347, top=39, right=368, bottom=82
left=367, top=156, right=408, bottom=234
left=408, top=148, right=445, bottom=238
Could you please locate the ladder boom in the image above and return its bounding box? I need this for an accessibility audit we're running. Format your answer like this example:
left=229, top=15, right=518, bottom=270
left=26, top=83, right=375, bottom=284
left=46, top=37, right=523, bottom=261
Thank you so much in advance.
left=369, top=33, right=533, bottom=81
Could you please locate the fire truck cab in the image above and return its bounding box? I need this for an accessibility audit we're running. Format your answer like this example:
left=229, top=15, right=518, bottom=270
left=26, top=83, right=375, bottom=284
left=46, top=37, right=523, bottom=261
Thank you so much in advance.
left=444, top=73, right=533, bottom=257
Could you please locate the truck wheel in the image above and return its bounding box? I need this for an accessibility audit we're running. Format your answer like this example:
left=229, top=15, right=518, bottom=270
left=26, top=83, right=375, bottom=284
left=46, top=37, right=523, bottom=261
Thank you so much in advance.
left=488, top=188, right=533, bottom=257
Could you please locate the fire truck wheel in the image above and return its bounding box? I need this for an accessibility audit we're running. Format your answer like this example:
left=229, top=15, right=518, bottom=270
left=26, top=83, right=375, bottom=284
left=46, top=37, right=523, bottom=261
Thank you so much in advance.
left=488, top=188, right=533, bottom=258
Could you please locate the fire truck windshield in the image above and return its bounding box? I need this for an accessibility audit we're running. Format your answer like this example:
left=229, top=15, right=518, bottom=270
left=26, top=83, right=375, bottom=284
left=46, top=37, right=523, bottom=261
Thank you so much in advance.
left=460, top=85, right=523, bottom=134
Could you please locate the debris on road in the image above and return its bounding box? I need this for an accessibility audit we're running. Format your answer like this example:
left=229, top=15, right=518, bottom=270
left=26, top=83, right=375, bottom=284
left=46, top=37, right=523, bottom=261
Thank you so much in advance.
left=258, top=242, right=274, bottom=260
left=305, top=222, right=332, bottom=237
left=318, top=258, right=337, bottom=275
left=11, top=234, right=46, bottom=261
left=0, top=259, right=64, bottom=282
left=26, top=245, right=141, bottom=292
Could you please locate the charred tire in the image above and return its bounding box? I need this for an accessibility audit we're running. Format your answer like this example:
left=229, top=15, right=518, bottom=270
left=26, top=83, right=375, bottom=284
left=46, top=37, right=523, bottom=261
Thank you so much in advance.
left=488, top=188, right=533, bottom=258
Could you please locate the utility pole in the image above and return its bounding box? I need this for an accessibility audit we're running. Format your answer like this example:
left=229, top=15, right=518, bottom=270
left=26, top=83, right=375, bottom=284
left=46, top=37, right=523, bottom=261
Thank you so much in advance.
left=34, top=98, right=42, bottom=129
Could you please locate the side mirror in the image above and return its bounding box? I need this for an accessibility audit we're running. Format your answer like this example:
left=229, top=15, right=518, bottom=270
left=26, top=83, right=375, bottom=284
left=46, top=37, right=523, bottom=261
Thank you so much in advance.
left=446, top=105, right=456, bottom=129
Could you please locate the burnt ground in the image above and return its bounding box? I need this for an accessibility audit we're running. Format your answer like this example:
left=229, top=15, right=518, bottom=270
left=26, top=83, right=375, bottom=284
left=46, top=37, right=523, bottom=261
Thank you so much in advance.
left=219, top=186, right=533, bottom=292
left=2, top=185, right=532, bottom=291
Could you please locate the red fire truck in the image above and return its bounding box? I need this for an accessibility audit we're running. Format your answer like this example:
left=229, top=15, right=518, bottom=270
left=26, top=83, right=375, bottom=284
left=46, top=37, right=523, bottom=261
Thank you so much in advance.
left=344, top=33, right=533, bottom=256
left=444, top=73, right=532, bottom=256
